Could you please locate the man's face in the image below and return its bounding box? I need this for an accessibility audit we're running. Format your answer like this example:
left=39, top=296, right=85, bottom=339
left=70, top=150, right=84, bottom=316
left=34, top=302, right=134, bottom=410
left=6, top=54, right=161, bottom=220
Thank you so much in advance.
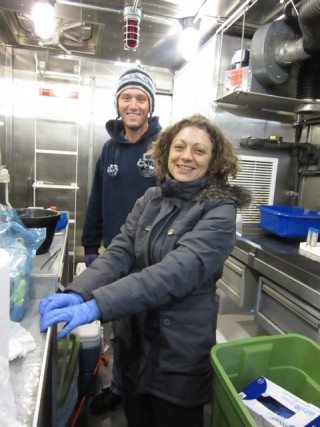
left=118, top=88, right=150, bottom=131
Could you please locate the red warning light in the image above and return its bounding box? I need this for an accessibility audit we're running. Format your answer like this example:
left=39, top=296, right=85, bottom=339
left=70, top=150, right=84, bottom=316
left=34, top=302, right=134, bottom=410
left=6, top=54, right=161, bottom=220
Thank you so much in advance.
left=123, top=6, right=141, bottom=51
left=124, top=19, right=139, bottom=50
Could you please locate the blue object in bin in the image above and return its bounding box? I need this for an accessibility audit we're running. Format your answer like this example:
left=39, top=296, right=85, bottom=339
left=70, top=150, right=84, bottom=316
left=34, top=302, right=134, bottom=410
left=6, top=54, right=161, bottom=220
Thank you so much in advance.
left=56, top=211, right=68, bottom=231
left=258, top=205, right=320, bottom=238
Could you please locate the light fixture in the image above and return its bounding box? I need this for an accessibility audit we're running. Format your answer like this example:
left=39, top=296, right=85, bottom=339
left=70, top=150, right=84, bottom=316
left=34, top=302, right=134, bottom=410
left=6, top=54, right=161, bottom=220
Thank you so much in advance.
left=123, top=2, right=142, bottom=51
left=32, top=0, right=55, bottom=40
left=179, top=17, right=201, bottom=61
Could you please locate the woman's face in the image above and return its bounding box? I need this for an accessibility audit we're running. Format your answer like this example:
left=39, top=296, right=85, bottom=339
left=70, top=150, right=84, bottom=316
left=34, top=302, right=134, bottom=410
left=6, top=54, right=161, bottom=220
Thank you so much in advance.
left=168, top=126, right=212, bottom=182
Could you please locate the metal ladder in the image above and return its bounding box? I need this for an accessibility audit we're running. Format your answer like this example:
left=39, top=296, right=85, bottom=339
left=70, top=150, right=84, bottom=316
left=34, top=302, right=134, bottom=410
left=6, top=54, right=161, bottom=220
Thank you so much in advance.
left=33, top=54, right=81, bottom=278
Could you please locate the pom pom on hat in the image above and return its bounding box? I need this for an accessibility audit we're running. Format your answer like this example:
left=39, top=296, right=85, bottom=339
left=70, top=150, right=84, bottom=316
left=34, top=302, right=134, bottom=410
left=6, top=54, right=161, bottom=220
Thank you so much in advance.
left=115, top=65, right=156, bottom=116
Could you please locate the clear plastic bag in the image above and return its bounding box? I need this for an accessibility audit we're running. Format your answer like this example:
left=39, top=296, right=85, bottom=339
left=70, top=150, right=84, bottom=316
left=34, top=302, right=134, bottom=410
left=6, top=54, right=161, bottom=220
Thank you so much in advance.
left=0, top=204, right=46, bottom=322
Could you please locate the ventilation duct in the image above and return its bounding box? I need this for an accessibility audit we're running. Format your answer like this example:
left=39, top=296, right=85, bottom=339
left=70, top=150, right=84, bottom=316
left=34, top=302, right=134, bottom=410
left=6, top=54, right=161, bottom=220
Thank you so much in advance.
left=250, top=0, right=320, bottom=100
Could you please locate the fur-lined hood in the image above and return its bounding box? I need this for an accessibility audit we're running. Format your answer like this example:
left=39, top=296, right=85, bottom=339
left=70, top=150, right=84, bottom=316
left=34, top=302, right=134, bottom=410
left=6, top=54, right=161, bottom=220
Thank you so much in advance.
left=196, top=179, right=252, bottom=209
left=161, top=175, right=252, bottom=209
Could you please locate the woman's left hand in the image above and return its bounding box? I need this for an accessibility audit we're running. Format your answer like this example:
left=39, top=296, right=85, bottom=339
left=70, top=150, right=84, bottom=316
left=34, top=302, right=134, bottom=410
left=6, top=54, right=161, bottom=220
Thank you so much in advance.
left=40, top=299, right=101, bottom=339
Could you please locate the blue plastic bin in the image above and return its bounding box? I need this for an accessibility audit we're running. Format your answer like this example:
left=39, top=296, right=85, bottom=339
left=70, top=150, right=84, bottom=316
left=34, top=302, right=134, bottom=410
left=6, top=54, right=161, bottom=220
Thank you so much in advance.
left=258, top=205, right=320, bottom=238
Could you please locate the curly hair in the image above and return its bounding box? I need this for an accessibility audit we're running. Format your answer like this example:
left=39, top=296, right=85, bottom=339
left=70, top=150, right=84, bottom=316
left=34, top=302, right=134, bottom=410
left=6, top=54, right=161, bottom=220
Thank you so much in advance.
left=145, top=114, right=239, bottom=184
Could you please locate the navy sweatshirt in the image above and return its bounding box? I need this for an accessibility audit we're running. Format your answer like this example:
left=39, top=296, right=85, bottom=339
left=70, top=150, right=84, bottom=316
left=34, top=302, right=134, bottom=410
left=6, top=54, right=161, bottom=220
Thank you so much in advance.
left=82, top=116, right=161, bottom=255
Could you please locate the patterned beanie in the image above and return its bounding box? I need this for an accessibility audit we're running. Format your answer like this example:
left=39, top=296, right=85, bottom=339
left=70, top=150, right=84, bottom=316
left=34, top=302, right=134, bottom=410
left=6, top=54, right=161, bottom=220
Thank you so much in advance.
left=115, top=65, right=156, bottom=116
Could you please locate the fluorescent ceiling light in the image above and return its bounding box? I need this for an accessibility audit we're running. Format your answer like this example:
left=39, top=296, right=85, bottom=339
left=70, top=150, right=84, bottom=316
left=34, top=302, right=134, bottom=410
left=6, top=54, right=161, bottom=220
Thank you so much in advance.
left=32, top=0, right=55, bottom=40
left=178, top=21, right=200, bottom=61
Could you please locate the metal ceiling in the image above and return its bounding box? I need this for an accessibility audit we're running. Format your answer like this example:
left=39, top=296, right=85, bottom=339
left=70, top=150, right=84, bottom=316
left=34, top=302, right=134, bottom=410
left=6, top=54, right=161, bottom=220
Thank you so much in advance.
left=0, top=0, right=285, bottom=71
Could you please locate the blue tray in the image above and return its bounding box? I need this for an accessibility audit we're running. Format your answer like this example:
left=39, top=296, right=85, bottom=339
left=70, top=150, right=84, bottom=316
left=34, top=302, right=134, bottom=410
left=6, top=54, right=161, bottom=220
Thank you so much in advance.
left=258, top=205, right=320, bottom=238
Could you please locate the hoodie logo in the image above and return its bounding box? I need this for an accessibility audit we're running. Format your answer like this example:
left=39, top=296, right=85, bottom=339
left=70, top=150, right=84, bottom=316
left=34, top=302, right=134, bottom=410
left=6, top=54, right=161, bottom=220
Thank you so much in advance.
left=137, top=157, right=156, bottom=177
left=107, top=164, right=119, bottom=177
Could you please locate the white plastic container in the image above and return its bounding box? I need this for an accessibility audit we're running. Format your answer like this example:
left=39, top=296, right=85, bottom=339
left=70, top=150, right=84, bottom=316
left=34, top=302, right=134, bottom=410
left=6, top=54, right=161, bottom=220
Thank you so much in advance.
left=74, top=265, right=103, bottom=395
left=74, top=320, right=102, bottom=396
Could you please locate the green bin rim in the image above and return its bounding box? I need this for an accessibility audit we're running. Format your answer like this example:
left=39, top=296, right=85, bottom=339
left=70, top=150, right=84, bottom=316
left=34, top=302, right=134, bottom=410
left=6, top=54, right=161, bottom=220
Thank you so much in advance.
left=211, top=333, right=318, bottom=354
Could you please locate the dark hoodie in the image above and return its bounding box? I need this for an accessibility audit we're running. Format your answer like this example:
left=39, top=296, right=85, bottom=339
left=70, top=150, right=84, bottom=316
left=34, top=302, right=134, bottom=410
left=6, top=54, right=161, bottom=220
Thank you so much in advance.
left=82, top=116, right=161, bottom=254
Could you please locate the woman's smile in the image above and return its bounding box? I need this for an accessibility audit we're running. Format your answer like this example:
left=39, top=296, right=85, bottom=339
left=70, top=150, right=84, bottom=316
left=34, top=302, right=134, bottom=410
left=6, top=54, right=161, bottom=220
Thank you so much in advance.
left=168, top=126, right=212, bottom=182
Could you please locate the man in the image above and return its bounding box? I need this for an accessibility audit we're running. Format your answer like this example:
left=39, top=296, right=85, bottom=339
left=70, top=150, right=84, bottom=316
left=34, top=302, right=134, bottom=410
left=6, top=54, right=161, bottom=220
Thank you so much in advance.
left=82, top=65, right=161, bottom=416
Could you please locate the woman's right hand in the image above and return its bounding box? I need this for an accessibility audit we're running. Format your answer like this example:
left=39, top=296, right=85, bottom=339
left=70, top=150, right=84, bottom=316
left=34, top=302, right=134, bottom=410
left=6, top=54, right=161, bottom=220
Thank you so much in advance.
left=40, top=299, right=100, bottom=339
left=39, top=292, right=84, bottom=317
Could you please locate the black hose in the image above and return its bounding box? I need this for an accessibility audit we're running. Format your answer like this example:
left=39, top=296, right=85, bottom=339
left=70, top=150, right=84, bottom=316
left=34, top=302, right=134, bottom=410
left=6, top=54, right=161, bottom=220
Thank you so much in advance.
left=239, top=138, right=292, bottom=150
left=298, top=0, right=320, bottom=54
left=283, top=0, right=302, bottom=34
left=296, top=54, right=320, bottom=99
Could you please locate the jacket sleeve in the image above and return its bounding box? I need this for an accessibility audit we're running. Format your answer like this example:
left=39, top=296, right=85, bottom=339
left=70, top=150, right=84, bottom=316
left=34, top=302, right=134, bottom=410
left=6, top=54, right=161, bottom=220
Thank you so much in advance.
left=68, top=187, right=151, bottom=300
left=81, top=156, right=103, bottom=255
left=71, top=195, right=236, bottom=321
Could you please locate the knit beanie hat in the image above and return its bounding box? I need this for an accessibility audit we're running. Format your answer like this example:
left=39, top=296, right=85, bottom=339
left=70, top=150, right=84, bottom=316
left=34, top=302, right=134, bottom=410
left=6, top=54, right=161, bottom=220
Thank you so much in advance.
left=115, top=65, right=156, bottom=116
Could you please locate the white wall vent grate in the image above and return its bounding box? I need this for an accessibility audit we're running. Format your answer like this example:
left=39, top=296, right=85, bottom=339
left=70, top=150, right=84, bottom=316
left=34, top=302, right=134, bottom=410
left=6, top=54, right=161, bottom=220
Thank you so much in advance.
left=228, top=155, right=278, bottom=223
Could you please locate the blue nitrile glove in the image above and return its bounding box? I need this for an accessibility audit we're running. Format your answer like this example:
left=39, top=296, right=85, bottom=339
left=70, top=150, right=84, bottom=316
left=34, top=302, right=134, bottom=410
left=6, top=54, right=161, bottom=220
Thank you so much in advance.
left=39, top=292, right=84, bottom=317
left=40, top=299, right=101, bottom=339
left=84, top=253, right=98, bottom=267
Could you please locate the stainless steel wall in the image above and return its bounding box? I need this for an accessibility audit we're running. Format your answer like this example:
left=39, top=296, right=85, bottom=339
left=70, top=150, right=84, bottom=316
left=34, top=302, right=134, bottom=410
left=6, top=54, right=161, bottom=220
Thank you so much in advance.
left=0, top=46, right=173, bottom=274
left=172, top=33, right=320, bottom=213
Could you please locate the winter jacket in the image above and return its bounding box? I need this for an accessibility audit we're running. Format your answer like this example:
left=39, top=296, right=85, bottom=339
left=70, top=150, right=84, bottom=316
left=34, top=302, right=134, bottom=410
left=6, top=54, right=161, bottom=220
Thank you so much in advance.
left=82, top=116, right=161, bottom=254
left=69, top=175, right=251, bottom=407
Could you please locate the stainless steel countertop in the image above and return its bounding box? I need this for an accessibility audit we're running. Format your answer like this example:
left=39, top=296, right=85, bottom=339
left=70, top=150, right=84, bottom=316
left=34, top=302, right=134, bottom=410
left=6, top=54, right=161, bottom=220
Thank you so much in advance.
left=234, top=224, right=320, bottom=308
left=9, top=298, right=46, bottom=426
left=9, top=226, right=68, bottom=426
left=238, top=224, right=320, bottom=279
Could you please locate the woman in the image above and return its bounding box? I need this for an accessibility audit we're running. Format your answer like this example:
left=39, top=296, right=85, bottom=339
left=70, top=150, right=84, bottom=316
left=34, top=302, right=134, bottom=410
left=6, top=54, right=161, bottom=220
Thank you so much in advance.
left=39, top=114, right=251, bottom=427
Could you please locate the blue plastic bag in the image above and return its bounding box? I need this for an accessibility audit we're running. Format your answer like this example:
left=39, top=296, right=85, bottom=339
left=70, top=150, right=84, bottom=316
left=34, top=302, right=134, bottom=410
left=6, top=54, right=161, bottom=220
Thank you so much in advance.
left=0, top=204, right=46, bottom=321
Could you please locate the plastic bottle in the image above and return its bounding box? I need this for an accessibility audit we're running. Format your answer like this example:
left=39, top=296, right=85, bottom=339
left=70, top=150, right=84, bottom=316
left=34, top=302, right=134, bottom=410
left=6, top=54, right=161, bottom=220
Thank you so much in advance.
left=9, top=238, right=30, bottom=322
left=306, top=227, right=319, bottom=247
left=236, top=212, right=243, bottom=236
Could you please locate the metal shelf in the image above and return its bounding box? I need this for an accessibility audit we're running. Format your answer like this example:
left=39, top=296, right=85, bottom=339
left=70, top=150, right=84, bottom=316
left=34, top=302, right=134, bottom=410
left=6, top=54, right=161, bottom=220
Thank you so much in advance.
left=33, top=182, right=79, bottom=190
left=213, top=91, right=320, bottom=121
left=34, top=116, right=78, bottom=123
left=35, top=149, right=78, bottom=156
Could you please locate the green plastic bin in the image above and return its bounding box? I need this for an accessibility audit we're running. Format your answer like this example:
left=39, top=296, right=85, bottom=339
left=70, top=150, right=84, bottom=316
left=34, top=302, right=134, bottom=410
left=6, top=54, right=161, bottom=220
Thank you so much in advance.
left=56, top=333, right=80, bottom=427
left=210, top=333, right=320, bottom=427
